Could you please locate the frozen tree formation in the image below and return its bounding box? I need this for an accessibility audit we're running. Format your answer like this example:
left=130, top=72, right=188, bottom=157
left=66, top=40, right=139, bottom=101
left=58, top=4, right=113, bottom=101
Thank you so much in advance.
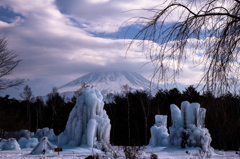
left=16, top=130, right=34, bottom=140
left=169, top=101, right=212, bottom=152
left=18, top=137, right=39, bottom=148
left=147, top=101, right=212, bottom=152
left=0, top=139, right=6, bottom=150
left=148, top=115, right=169, bottom=147
left=2, top=138, right=21, bottom=150
left=58, top=87, right=111, bottom=151
left=34, top=128, right=57, bottom=143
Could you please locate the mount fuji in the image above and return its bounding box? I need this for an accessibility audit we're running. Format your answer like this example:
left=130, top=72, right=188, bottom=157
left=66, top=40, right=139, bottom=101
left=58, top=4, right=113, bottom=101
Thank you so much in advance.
left=57, top=71, right=154, bottom=100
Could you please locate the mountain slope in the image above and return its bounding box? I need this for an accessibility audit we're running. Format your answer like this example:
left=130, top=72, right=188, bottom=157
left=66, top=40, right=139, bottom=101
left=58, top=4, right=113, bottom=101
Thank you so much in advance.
left=57, top=71, right=151, bottom=98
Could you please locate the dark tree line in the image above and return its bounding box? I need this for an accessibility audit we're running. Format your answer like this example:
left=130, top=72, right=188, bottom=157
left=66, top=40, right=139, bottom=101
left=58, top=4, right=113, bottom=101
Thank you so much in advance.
left=0, top=83, right=91, bottom=138
left=0, top=87, right=75, bottom=138
left=1, top=85, right=240, bottom=150
left=104, top=85, right=240, bottom=150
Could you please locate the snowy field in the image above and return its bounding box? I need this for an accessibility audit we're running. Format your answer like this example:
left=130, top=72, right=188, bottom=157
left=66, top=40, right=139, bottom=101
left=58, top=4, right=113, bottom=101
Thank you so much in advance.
left=0, top=146, right=239, bottom=159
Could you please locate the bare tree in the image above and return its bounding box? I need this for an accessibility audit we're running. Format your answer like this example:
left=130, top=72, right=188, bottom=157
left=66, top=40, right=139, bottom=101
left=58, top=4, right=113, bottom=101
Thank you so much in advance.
left=19, top=85, right=34, bottom=101
left=33, top=96, right=44, bottom=131
left=20, top=85, right=34, bottom=130
left=47, top=87, right=59, bottom=128
left=105, top=93, right=120, bottom=144
left=138, top=91, right=151, bottom=145
left=126, top=0, right=240, bottom=95
left=122, top=84, right=132, bottom=145
left=0, top=34, right=23, bottom=91
left=74, top=82, right=92, bottom=98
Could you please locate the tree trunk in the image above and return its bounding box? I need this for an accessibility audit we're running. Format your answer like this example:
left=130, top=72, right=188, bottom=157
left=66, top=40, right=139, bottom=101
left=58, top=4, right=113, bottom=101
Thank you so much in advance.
left=127, top=97, right=130, bottom=145
left=36, top=112, right=39, bottom=131
left=145, top=117, right=148, bottom=145
left=140, top=97, right=150, bottom=145
left=27, top=102, right=31, bottom=131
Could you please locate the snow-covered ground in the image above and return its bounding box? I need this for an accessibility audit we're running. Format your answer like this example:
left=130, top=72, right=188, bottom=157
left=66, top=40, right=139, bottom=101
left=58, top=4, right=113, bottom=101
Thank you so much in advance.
left=0, top=146, right=239, bottom=159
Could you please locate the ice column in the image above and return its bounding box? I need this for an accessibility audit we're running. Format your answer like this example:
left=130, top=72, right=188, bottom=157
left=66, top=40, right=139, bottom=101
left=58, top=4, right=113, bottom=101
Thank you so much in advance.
left=168, top=101, right=212, bottom=152
left=148, top=115, right=169, bottom=147
left=198, top=108, right=206, bottom=128
left=58, top=87, right=111, bottom=151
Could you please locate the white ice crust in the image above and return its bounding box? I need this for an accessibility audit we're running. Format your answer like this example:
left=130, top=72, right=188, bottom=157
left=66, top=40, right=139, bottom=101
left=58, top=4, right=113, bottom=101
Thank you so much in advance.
left=58, top=87, right=111, bottom=150
left=2, top=138, right=21, bottom=150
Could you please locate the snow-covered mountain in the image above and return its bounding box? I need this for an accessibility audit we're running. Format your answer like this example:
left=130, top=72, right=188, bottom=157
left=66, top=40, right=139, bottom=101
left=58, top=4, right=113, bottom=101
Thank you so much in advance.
left=57, top=71, right=152, bottom=99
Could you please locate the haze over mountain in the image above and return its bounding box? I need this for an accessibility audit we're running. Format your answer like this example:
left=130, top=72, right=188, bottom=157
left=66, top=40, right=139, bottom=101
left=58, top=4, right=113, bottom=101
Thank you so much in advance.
left=2, top=71, right=192, bottom=100
left=57, top=71, right=153, bottom=99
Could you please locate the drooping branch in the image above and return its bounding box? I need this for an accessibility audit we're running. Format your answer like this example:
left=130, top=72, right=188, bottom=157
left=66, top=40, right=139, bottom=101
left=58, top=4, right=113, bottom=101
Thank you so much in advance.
left=125, top=0, right=240, bottom=95
left=0, top=34, right=24, bottom=91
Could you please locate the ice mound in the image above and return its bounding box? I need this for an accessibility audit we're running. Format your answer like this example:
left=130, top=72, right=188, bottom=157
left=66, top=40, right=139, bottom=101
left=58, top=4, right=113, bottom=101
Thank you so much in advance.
left=16, top=130, right=34, bottom=140
left=0, top=139, right=7, bottom=150
left=168, top=101, right=212, bottom=152
left=34, top=128, right=57, bottom=143
left=18, top=137, right=39, bottom=148
left=148, top=115, right=169, bottom=147
left=2, top=138, right=21, bottom=150
left=58, top=87, right=111, bottom=151
left=31, top=137, right=56, bottom=154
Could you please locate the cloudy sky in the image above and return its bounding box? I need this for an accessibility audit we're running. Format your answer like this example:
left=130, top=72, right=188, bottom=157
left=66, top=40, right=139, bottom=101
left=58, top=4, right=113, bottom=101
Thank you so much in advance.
left=0, top=0, right=203, bottom=98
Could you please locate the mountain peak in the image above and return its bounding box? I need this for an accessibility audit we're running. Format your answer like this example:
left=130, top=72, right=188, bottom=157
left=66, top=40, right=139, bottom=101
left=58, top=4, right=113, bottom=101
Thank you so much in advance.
left=58, top=71, right=151, bottom=97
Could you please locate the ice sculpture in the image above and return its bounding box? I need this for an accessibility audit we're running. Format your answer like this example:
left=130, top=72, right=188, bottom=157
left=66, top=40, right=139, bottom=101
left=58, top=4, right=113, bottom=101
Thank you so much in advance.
left=18, top=137, right=39, bottom=148
left=148, top=101, right=212, bottom=152
left=2, top=138, right=21, bottom=150
left=148, top=115, right=169, bottom=147
left=58, top=87, right=111, bottom=151
left=168, top=101, right=212, bottom=152
left=16, top=129, right=34, bottom=140
left=31, top=137, right=56, bottom=154
left=0, top=139, right=6, bottom=150
left=34, top=127, right=57, bottom=143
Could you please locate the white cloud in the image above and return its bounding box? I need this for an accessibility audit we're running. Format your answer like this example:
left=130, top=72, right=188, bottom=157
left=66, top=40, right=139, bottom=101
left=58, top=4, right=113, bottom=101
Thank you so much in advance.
left=0, top=0, right=206, bottom=97
left=55, top=0, right=165, bottom=33
left=0, top=0, right=153, bottom=88
left=88, top=0, right=110, bottom=4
